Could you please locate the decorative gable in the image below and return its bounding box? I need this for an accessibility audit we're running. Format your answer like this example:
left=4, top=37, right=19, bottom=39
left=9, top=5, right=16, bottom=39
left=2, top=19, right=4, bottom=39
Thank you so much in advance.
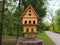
left=21, top=5, right=39, bottom=18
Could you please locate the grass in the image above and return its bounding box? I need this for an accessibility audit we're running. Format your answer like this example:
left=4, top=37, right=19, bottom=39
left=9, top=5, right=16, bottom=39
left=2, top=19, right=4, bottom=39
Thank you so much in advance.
left=54, top=30, right=60, bottom=34
left=50, top=29, right=60, bottom=34
left=2, top=36, right=16, bottom=45
left=2, top=32, right=55, bottom=45
left=37, top=32, right=55, bottom=45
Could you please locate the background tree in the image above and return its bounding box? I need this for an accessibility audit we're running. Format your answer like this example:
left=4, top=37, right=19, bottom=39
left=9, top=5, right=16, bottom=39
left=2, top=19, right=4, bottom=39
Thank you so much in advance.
left=3, top=0, right=17, bottom=36
left=56, top=9, right=60, bottom=29
left=16, top=0, right=21, bottom=40
left=55, top=9, right=60, bottom=33
left=0, top=0, right=5, bottom=45
left=47, top=9, right=55, bottom=31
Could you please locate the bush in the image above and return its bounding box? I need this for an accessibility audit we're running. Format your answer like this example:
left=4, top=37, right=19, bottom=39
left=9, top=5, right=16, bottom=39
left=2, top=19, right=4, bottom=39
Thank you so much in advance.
left=54, top=30, right=60, bottom=34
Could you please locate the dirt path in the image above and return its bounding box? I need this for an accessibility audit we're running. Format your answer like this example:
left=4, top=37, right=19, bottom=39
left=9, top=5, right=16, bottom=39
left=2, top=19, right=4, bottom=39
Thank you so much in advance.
left=45, top=31, right=60, bottom=45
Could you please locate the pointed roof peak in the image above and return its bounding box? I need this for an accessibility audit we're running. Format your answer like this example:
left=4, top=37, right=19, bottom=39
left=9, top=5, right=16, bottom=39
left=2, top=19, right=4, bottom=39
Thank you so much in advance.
left=28, top=4, right=32, bottom=6
left=21, top=5, right=39, bottom=18
left=27, top=4, right=33, bottom=9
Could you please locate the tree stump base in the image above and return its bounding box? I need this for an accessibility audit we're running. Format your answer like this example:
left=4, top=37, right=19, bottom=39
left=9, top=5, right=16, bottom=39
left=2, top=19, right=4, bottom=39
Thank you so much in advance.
left=17, top=38, right=44, bottom=45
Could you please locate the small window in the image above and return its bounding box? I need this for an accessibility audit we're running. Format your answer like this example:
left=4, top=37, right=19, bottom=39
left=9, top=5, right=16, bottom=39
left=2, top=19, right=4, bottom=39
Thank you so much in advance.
left=33, top=21, right=35, bottom=24
left=25, top=21, right=27, bottom=24
left=26, top=28, right=29, bottom=32
left=29, top=11, right=31, bottom=12
left=31, top=28, right=34, bottom=32
left=29, top=21, right=31, bottom=24
left=29, top=14, right=31, bottom=16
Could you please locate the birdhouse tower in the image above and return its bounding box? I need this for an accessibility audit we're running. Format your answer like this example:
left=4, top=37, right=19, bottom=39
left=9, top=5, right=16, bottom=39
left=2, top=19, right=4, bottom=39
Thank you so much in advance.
left=21, top=5, right=39, bottom=38
left=17, top=5, right=44, bottom=45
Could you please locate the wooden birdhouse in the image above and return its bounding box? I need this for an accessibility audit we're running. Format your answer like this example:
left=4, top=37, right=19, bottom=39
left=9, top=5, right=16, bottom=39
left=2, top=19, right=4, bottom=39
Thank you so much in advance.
left=17, top=5, right=44, bottom=45
left=21, top=5, right=39, bottom=38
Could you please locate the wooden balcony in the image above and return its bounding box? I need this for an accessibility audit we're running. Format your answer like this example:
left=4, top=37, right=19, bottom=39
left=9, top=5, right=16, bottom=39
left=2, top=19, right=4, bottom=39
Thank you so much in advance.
left=23, top=32, right=38, bottom=34
left=20, top=24, right=39, bottom=26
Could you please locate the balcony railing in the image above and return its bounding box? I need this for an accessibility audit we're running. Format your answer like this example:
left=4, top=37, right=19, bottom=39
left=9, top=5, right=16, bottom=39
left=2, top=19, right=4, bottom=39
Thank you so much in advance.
left=23, top=32, right=38, bottom=34
left=20, top=22, right=40, bottom=25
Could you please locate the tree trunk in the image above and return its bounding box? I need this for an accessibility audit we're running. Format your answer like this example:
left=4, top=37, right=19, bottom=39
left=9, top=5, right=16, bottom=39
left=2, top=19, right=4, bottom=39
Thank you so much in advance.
left=0, top=0, right=5, bottom=45
left=52, top=18, right=55, bottom=31
left=16, top=0, right=21, bottom=40
left=0, top=22, right=2, bottom=45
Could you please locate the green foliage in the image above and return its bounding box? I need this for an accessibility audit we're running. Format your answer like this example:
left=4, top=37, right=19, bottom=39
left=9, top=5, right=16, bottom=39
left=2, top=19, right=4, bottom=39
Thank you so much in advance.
left=0, top=0, right=47, bottom=36
left=53, top=9, right=60, bottom=34
left=51, top=9, right=60, bottom=34
left=54, top=30, right=60, bottom=34
left=37, top=23, right=50, bottom=33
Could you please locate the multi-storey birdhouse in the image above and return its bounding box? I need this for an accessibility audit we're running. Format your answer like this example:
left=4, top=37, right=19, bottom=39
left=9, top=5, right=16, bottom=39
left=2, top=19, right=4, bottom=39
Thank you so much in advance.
left=21, top=5, right=39, bottom=38
left=17, top=5, right=44, bottom=45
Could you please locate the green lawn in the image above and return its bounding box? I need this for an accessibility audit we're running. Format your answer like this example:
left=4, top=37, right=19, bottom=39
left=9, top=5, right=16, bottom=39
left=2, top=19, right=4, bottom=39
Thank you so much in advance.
left=2, top=32, right=55, bottom=45
left=2, top=36, right=16, bottom=45
left=37, top=32, right=55, bottom=45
